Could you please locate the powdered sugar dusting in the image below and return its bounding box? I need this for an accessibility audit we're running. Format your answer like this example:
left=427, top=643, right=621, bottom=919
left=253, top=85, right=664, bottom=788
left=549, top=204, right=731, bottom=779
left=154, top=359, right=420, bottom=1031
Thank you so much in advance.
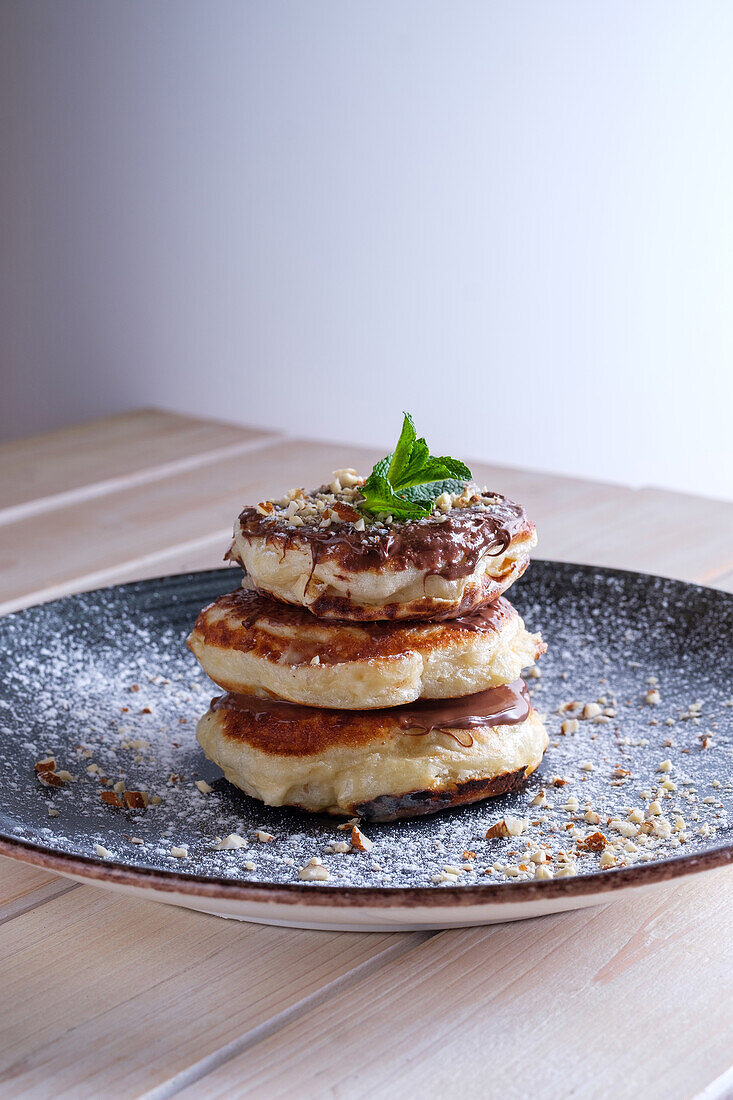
left=0, top=564, right=729, bottom=890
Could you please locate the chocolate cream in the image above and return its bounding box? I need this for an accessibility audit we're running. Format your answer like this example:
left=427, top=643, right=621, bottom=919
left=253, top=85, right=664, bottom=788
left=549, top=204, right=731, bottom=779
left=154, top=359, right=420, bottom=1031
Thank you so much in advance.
left=231, top=492, right=531, bottom=582
left=211, top=678, right=531, bottom=749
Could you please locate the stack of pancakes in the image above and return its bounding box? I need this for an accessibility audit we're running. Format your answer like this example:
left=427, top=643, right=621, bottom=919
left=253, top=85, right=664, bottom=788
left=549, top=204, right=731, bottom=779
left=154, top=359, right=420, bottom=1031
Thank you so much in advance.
left=188, top=473, right=547, bottom=822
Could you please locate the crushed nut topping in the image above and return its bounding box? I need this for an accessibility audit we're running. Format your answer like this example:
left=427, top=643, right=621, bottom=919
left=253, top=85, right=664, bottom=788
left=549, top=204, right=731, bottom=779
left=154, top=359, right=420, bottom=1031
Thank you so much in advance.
left=298, top=858, right=330, bottom=882
left=486, top=816, right=528, bottom=839
left=351, top=825, right=373, bottom=851
left=213, top=834, right=248, bottom=850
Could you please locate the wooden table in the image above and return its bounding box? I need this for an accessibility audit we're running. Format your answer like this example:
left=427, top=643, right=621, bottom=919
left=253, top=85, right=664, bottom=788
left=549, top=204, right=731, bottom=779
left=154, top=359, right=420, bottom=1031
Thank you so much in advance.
left=1, top=409, right=731, bottom=1099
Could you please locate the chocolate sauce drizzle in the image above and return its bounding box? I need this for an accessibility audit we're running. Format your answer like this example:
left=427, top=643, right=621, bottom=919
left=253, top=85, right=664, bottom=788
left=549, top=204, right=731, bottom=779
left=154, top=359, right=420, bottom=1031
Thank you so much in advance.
left=207, top=587, right=514, bottom=639
left=211, top=679, right=530, bottom=749
left=232, top=492, right=530, bottom=583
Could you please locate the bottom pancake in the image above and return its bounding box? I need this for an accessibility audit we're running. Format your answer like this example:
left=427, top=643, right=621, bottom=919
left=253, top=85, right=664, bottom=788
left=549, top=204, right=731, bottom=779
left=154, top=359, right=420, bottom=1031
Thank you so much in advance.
left=195, top=681, right=548, bottom=821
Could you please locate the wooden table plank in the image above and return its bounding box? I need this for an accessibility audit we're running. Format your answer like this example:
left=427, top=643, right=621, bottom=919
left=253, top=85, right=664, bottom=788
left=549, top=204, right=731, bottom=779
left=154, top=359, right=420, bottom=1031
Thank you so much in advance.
left=540, top=487, right=733, bottom=586
left=0, top=440, right=640, bottom=614
left=0, top=413, right=730, bottom=1100
left=178, top=867, right=733, bottom=1100
left=0, top=439, right=384, bottom=613
left=0, top=884, right=424, bottom=1099
left=0, top=857, right=75, bottom=920
left=0, top=409, right=280, bottom=523
left=41, top=460, right=639, bottom=601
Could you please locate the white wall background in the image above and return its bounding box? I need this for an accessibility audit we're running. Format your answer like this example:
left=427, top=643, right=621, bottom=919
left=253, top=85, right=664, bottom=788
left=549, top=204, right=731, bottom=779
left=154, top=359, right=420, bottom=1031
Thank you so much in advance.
left=2, top=1, right=732, bottom=499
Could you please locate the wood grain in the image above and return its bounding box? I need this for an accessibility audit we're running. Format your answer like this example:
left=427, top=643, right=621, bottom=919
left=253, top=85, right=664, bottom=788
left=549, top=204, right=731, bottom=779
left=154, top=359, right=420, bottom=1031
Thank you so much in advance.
left=541, top=487, right=733, bottom=585
left=0, top=857, right=74, bottom=921
left=0, top=883, right=423, bottom=1099
left=176, top=867, right=733, bottom=1100
left=0, top=439, right=384, bottom=613
left=0, top=411, right=730, bottom=1100
left=0, top=409, right=279, bottom=521
left=0, top=439, right=637, bottom=614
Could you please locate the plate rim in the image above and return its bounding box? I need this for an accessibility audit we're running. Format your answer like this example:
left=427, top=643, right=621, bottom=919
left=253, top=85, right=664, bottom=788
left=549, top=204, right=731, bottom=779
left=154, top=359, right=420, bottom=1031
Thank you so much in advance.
left=1, top=561, right=731, bottom=911
left=1, top=834, right=729, bottom=909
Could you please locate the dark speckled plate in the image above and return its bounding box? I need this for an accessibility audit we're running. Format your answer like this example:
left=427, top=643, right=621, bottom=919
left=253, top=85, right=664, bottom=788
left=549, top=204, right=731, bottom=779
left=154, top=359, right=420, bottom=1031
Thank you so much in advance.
left=0, top=563, right=730, bottom=930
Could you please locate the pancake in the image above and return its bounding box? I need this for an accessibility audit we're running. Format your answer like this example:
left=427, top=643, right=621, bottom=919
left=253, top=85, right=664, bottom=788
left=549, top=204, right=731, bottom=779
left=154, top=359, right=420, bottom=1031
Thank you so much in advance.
left=195, top=680, right=548, bottom=821
left=226, top=478, right=536, bottom=621
left=188, top=588, right=545, bottom=710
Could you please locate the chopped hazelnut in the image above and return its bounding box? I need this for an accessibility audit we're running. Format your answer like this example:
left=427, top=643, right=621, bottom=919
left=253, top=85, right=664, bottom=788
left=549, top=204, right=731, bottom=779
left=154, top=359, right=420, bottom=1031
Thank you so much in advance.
left=298, top=858, right=330, bottom=882
left=100, top=791, right=124, bottom=808
left=123, top=790, right=149, bottom=810
left=534, top=864, right=554, bottom=880
left=332, top=468, right=362, bottom=489
left=485, top=816, right=528, bottom=839
left=214, top=834, right=248, bottom=850
left=351, top=825, right=373, bottom=851
left=577, top=831, right=607, bottom=852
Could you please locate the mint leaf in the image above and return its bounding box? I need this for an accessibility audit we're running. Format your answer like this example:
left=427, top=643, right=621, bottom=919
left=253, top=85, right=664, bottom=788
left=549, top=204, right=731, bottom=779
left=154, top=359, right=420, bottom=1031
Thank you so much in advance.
left=399, top=478, right=468, bottom=505
left=358, top=415, right=472, bottom=520
left=395, top=458, right=467, bottom=489
left=432, top=456, right=472, bottom=481
left=394, top=436, right=429, bottom=488
left=369, top=454, right=391, bottom=481
left=387, top=412, right=416, bottom=486
left=359, top=472, right=430, bottom=520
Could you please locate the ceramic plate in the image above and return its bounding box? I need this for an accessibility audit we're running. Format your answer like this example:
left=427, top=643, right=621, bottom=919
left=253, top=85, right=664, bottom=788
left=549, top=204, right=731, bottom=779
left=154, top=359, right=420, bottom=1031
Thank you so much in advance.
left=0, top=563, right=730, bottom=931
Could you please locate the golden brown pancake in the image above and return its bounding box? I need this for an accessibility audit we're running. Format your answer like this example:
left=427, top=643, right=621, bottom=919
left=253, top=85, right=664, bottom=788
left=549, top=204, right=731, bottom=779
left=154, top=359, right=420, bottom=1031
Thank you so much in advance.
left=227, top=480, right=536, bottom=621
left=188, top=588, right=544, bottom=709
left=195, top=680, right=548, bottom=821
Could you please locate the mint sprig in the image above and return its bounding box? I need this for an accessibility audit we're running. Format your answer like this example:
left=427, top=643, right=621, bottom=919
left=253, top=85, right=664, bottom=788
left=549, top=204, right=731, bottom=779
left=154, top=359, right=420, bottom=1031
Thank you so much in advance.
left=359, top=413, right=472, bottom=521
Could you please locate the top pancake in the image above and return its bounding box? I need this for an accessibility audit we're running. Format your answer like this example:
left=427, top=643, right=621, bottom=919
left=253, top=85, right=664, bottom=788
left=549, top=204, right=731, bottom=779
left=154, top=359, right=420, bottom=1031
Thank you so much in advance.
left=226, top=474, right=536, bottom=621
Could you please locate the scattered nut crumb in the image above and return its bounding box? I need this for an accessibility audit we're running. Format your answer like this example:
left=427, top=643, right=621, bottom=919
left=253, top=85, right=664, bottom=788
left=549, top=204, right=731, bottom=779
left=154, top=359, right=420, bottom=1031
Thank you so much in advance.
left=486, top=816, right=528, bottom=839
left=351, top=825, right=373, bottom=851
left=298, top=858, right=330, bottom=882
left=214, top=834, right=248, bottom=850
left=577, top=831, right=607, bottom=851
left=123, top=790, right=149, bottom=810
